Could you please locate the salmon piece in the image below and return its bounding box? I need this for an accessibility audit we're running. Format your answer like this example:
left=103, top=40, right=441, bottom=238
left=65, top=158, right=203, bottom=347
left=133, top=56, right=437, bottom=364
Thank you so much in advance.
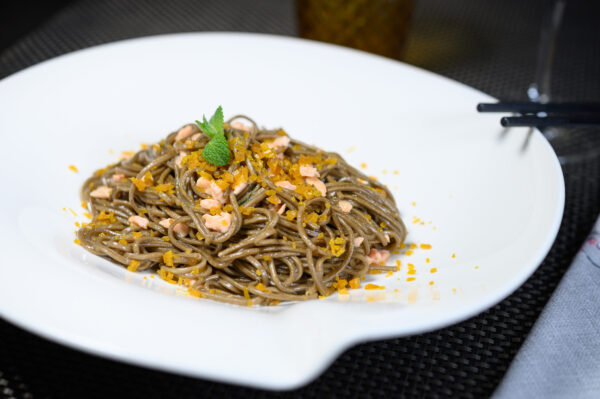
left=269, top=203, right=286, bottom=215
left=338, top=200, right=352, bottom=213
left=275, top=180, right=296, bottom=190
left=175, top=125, right=194, bottom=141
left=206, top=181, right=225, bottom=203
left=173, top=222, right=189, bottom=236
left=267, top=136, right=290, bottom=150
left=159, top=218, right=173, bottom=229
left=231, top=121, right=251, bottom=131
left=159, top=218, right=189, bottom=236
left=233, top=181, right=248, bottom=195
left=112, top=174, right=125, bottom=182
left=354, top=237, right=364, bottom=247
left=199, top=198, right=221, bottom=210
left=191, top=133, right=202, bottom=141
left=90, top=186, right=112, bottom=199
left=383, top=233, right=390, bottom=245
left=129, top=215, right=149, bottom=229
left=196, top=177, right=225, bottom=203
left=196, top=177, right=211, bottom=189
left=175, top=151, right=188, bottom=168
left=306, top=177, right=326, bottom=196
left=202, top=212, right=233, bottom=233
left=367, top=249, right=390, bottom=266
left=300, top=165, right=319, bottom=177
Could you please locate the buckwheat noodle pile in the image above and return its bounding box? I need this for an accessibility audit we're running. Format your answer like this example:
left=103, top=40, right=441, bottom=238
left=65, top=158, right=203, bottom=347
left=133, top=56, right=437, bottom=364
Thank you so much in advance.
left=76, top=115, right=406, bottom=306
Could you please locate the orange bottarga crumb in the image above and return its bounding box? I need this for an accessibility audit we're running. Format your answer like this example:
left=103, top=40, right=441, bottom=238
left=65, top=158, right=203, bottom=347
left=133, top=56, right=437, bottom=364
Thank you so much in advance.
left=68, top=165, right=78, bottom=173
left=143, top=171, right=153, bottom=185
left=329, top=237, right=346, bottom=257
left=153, top=183, right=174, bottom=193
left=286, top=209, right=297, bottom=221
left=163, top=250, right=174, bottom=267
left=130, top=177, right=146, bottom=191
left=127, top=260, right=140, bottom=272
left=337, top=279, right=348, bottom=291
left=420, top=243, right=432, bottom=250
left=256, top=283, right=267, bottom=292
left=349, top=277, right=361, bottom=289
left=430, top=268, right=437, bottom=273
left=305, top=212, right=319, bottom=224
left=267, top=195, right=280, bottom=205
left=365, top=283, right=385, bottom=290
left=240, top=206, right=255, bottom=216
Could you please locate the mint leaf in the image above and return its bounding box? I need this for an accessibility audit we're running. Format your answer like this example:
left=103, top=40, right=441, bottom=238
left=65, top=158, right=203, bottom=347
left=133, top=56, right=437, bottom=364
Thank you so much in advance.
left=196, top=116, right=217, bottom=139
left=196, top=106, right=230, bottom=166
left=202, top=134, right=230, bottom=166
left=209, top=105, right=224, bottom=134
left=195, top=106, right=224, bottom=139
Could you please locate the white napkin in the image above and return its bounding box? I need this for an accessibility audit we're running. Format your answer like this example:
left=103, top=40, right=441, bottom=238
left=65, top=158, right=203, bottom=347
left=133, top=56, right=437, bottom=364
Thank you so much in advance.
left=493, top=217, right=600, bottom=399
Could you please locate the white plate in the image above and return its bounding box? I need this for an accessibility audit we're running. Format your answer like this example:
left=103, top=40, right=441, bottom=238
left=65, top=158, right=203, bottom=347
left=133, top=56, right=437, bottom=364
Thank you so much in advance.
left=0, top=33, right=564, bottom=389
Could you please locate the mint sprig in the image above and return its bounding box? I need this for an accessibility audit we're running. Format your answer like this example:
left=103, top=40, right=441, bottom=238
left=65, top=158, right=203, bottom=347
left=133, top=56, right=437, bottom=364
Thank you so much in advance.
left=195, top=106, right=230, bottom=166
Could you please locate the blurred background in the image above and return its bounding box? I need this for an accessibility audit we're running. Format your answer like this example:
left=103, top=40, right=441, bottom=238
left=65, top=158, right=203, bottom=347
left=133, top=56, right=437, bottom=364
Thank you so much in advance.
left=1, top=0, right=598, bottom=102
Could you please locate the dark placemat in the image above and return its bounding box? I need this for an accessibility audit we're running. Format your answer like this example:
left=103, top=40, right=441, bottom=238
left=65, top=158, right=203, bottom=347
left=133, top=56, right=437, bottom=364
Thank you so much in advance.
left=1, top=0, right=599, bottom=398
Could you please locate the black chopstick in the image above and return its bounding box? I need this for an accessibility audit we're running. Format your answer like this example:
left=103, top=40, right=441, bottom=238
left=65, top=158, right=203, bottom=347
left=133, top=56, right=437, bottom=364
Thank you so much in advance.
left=477, top=102, right=600, bottom=114
left=501, top=115, right=600, bottom=127
left=477, top=101, right=600, bottom=127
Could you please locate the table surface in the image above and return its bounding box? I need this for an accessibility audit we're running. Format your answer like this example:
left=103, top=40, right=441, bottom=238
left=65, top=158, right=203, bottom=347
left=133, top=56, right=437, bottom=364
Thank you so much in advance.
left=1, top=0, right=599, bottom=398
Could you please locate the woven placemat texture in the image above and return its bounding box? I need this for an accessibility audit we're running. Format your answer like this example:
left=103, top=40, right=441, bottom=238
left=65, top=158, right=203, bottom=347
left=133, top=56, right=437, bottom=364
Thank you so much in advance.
left=1, top=0, right=599, bottom=398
